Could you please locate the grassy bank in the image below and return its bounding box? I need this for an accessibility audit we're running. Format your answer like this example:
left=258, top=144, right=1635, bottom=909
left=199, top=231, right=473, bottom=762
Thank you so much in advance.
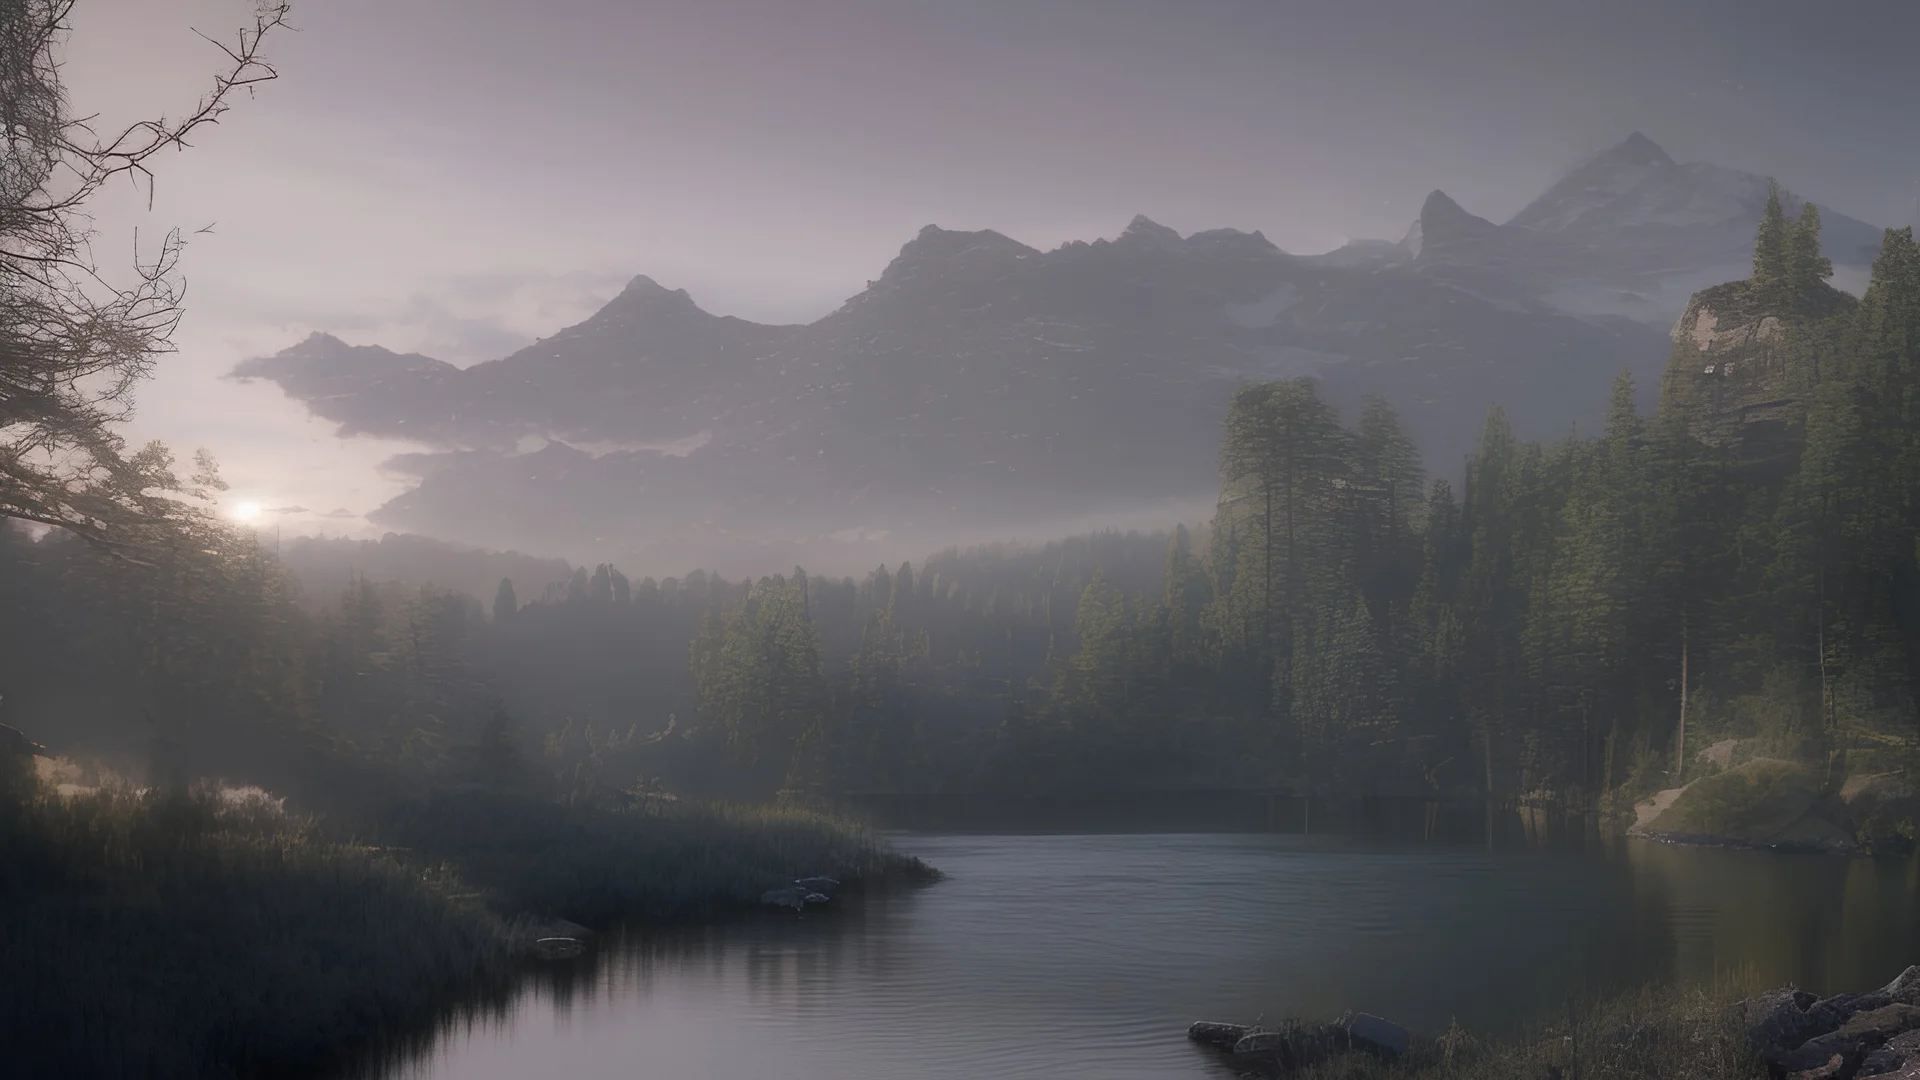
left=1285, top=982, right=1759, bottom=1080
left=352, top=788, right=937, bottom=925
left=0, top=769, right=932, bottom=1079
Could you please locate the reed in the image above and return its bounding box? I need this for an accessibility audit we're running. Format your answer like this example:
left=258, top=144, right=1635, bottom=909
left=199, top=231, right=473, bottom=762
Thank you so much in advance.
left=342, top=788, right=938, bottom=923
left=1292, top=979, right=1762, bottom=1080
left=0, top=775, right=931, bottom=1079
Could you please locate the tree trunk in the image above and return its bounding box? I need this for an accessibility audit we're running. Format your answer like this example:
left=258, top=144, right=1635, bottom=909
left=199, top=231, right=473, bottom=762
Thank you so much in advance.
left=1262, top=482, right=1274, bottom=648
left=1484, top=726, right=1496, bottom=851
left=1674, top=605, right=1689, bottom=786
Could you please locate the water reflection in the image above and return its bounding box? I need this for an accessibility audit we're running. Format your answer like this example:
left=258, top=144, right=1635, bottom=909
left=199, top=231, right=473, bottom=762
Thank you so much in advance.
left=1625, top=841, right=1920, bottom=995
left=390, top=836, right=1920, bottom=1080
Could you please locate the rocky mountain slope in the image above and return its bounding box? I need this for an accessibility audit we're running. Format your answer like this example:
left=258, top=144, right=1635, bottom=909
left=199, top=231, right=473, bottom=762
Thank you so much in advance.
left=232, top=134, right=1884, bottom=564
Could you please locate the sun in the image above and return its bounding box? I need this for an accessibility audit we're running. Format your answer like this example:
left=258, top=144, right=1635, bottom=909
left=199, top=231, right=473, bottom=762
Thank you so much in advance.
left=231, top=501, right=263, bottom=523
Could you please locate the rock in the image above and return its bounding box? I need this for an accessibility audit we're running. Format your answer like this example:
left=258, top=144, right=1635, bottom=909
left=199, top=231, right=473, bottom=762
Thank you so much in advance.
left=532, top=937, right=585, bottom=961
left=1841, top=1005, right=1920, bottom=1043
left=1762, top=998, right=1905, bottom=1080
left=512, top=919, right=593, bottom=959
left=1231, top=1023, right=1348, bottom=1071
left=761, top=885, right=831, bottom=911
left=0, top=723, right=44, bottom=758
left=1633, top=759, right=1859, bottom=853
left=761, top=886, right=807, bottom=910
left=1840, top=773, right=1918, bottom=853
left=1808, top=994, right=1892, bottom=1040
left=1748, top=986, right=1823, bottom=1051
left=1883, top=968, right=1920, bottom=1006
left=1701, top=738, right=1740, bottom=770
left=1187, top=1021, right=1252, bottom=1051
left=1862, top=1048, right=1905, bottom=1077
left=1785, top=1049, right=1860, bottom=1080
left=794, top=876, right=841, bottom=894
left=1233, top=1031, right=1290, bottom=1055
left=1861, top=1030, right=1920, bottom=1078
left=1337, top=1010, right=1410, bottom=1058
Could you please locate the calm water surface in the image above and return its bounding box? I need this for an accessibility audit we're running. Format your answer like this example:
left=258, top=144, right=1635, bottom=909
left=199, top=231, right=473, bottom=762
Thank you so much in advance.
left=394, top=833, right=1920, bottom=1080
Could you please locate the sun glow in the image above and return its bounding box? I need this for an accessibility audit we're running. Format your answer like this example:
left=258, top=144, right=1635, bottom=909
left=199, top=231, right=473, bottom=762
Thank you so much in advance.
left=231, top=501, right=263, bottom=523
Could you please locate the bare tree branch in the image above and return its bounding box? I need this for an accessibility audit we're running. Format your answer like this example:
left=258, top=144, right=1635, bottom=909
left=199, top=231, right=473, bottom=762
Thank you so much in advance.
left=0, top=0, right=289, bottom=549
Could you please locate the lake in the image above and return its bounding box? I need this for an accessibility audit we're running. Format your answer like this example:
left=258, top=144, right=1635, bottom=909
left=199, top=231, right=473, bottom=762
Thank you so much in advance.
left=391, top=833, right=1920, bottom=1080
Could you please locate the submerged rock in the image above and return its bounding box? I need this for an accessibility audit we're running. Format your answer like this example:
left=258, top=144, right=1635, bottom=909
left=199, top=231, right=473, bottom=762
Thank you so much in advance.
left=760, top=884, right=832, bottom=911
left=761, top=876, right=841, bottom=911
left=1338, top=1010, right=1410, bottom=1058
left=1190, top=1016, right=1394, bottom=1073
left=532, top=937, right=585, bottom=961
left=513, top=919, right=592, bottom=960
left=1187, top=1021, right=1252, bottom=1050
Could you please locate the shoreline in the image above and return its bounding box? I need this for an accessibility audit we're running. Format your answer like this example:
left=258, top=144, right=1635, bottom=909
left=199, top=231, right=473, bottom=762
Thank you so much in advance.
left=0, top=779, right=937, bottom=1080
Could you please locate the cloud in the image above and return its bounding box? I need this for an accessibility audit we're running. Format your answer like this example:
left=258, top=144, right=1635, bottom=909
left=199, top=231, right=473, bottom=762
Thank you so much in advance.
left=203, top=268, right=634, bottom=368
left=265, top=505, right=310, bottom=515
left=319, top=508, right=358, bottom=520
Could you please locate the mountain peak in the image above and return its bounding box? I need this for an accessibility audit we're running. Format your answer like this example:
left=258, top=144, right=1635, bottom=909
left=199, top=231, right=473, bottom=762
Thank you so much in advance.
left=1420, top=190, right=1498, bottom=234
left=1508, top=132, right=1678, bottom=231
left=1421, top=189, right=1470, bottom=219
left=596, top=274, right=702, bottom=317
left=621, top=274, right=678, bottom=296
left=876, top=225, right=1036, bottom=285
left=1606, top=131, right=1675, bottom=169
left=1407, top=190, right=1503, bottom=262
left=1118, top=214, right=1182, bottom=244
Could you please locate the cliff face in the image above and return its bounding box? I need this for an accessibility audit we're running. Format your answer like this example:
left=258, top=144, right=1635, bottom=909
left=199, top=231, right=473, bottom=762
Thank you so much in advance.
left=1664, top=278, right=1856, bottom=454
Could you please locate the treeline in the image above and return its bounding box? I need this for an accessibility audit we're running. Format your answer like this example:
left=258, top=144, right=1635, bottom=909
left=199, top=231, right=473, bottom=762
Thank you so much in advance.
left=3, top=196, right=1915, bottom=816
left=647, top=197, right=1920, bottom=808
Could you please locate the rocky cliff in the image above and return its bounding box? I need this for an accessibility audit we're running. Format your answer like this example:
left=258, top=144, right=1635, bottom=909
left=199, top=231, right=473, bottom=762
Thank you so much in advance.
left=1662, top=276, right=1859, bottom=457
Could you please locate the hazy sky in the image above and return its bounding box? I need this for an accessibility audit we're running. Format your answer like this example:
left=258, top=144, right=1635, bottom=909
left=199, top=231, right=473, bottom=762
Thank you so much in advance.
left=63, top=0, right=1920, bottom=541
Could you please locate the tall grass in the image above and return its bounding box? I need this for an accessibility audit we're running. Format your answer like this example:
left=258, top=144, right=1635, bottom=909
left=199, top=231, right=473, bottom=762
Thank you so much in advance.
left=349, top=788, right=938, bottom=924
left=1287, top=981, right=1762, bottom=1080
left=0, top=771, right=932, bottom=1079
left=0, top=785, right=513, bottom=1079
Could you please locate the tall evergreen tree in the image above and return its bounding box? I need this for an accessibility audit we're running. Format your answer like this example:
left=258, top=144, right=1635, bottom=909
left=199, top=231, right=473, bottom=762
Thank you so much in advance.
left=1752, top=180, right=1791, bottom=305
left=1788, top=201, right=1835, bottom=302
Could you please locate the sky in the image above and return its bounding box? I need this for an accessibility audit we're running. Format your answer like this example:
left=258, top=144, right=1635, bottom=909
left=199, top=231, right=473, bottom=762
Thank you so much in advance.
left=61, top=0, right=1920, bottom=543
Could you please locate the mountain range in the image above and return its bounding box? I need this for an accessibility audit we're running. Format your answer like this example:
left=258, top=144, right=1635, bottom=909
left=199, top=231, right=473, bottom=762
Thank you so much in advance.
left=232, top=133, right=1887, bottom=568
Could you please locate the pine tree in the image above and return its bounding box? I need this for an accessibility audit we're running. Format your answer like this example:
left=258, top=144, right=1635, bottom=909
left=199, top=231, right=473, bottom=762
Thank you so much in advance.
left=1162, top=524, right=1210, bottom=666
left=1753, top=180, right=1791, bottom=306
left=1788, top=201, right=1834, bottom=302
left=493, top=578, right=517, bottom=622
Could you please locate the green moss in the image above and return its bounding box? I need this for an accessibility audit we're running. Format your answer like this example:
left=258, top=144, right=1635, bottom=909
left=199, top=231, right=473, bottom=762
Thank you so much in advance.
left=1649, top=759, right=1843, bottom=846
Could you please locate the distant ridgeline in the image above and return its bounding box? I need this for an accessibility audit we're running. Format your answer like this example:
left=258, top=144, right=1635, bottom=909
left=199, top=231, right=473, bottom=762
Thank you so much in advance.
left=230, top=133, right=1888, bottom=562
